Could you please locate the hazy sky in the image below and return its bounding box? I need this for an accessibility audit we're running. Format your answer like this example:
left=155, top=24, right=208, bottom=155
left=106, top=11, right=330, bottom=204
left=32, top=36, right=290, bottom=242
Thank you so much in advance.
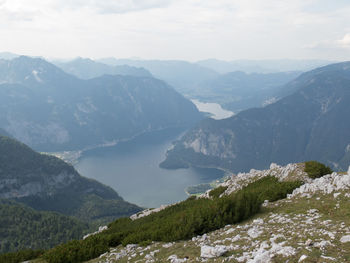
left=1, top=0, right=350, bottom=61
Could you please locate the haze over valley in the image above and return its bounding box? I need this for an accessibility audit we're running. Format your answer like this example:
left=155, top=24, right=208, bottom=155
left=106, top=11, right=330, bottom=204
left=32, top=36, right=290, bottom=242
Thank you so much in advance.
left=1, top=1, right=350, bottom=262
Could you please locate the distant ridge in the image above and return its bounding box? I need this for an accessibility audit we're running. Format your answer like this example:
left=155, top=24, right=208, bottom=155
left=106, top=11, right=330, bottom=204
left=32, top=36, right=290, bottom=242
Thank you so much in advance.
left=97, top=57, right=219, bottom=93
left=196, top=58, right=334, bottom=74
left=0, top=56, right=202, bottom=151
left=0, top=52, right=19, bottom=60
left=54, top=57, right=153, bottom=79
left=161, top=61, right=350, bottom=172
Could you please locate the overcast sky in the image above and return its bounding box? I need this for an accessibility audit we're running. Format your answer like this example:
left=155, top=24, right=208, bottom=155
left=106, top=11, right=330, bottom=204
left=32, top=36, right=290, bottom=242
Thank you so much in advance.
left=1, top=0, right=350, bottom=61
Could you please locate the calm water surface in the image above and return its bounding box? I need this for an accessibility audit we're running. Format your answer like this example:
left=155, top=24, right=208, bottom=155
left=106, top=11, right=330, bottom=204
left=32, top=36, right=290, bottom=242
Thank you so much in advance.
left=191, top=99, right=234, bottom=120
left=75, top=128, right=224, bottom=208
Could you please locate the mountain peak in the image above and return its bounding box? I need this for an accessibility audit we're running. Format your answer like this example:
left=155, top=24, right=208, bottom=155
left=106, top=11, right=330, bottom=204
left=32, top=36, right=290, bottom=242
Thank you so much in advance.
left=0, top=56, right=76, bottom=86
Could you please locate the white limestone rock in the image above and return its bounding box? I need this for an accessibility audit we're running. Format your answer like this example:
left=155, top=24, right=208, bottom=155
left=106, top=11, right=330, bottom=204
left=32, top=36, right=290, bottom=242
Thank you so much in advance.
left=291, top=172, right=350, bottom=197
left=200, top=245, right=228, bottom=258
left=248, top=226, right=263, bottom=239
left=168, top=255, right=188, bottom=263
left=130, top=204, right=171, bottom=220
left=163, top=242, right=174, bottom=248
left=298, top=255, right=308, bottom=262
left=83, top=225, right=107, bottom=240
left=340, top=235, right=350, bottom=243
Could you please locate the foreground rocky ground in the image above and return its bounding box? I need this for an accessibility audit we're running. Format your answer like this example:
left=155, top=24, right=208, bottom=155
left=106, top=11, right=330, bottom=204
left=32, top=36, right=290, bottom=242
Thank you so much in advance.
left=60, top=164, right=350, bottom=262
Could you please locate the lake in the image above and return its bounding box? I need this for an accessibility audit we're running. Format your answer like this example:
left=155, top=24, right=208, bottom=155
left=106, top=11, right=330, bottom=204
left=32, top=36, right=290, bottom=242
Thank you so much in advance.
left=191, top=99, right=234, bottom=120
left=75, top=128, right=224, bottom=208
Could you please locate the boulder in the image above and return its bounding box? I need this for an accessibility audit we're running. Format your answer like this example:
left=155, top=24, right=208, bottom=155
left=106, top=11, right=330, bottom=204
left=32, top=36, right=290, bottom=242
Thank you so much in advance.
left=200, top=245, right=228, bottom=258
left=340, top=235, right=350, bottom=243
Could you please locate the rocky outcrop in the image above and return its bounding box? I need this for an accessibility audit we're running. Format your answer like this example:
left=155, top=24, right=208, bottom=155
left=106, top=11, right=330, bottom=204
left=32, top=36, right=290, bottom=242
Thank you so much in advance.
left=289, top=169, right=350, bottom=198
left=83, top=226, right=108, bottom=240
left=200, top=245, right=228, bottom=258
left=199, top=162, right=309, bottom=199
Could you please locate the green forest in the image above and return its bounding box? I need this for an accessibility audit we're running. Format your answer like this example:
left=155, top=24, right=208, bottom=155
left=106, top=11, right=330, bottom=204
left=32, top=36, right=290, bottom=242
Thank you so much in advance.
left=0, top=199, right=89, bottom=254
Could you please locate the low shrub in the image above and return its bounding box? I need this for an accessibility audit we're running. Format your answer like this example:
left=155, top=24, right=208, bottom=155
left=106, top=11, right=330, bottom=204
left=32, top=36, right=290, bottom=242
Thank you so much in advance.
left=304, top=161, right=333, bottom=179
left=43, top=235, right=108, bottom=263
left=0, top=249, right=44, bottom=263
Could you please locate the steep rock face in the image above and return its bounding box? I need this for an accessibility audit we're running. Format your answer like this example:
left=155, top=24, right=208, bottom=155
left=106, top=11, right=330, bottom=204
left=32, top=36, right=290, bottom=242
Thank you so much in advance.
left=0, top=135, right=141, bottom=223
left=161, top=62, right=350, bottom=172
left=0, top=56, right=202, bottom=151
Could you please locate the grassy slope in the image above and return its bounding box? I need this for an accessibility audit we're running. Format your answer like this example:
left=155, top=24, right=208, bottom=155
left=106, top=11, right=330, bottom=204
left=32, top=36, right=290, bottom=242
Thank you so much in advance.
left=86, top=191, right=350, bottom=263
left=23, top=162, right=348, bottom=262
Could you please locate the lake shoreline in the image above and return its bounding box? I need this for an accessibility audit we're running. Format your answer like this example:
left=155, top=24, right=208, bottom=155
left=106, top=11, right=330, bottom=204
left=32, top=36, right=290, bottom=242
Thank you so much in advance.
left=74, top=128, right=225, bottom=208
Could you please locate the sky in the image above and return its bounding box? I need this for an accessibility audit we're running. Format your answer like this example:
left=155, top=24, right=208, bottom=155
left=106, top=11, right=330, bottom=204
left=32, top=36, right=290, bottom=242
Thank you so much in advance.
left=0, top=0, right=350, bottom=61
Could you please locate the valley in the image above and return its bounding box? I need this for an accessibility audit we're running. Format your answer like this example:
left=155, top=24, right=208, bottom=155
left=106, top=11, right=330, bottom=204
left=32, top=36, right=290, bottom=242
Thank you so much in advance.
left=0, top=47, right=349, bottom=263
left=190, top=100, right=234, bottom=120
left=2, top=1, right=350, bottom=262
left=75, top=128, right=225, bottom=208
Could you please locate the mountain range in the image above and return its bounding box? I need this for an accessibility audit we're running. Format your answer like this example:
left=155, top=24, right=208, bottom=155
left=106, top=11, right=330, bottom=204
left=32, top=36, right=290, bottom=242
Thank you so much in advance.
left=0, top=52, right=20, bottom=60
left=53, top=57, right=152, bottom=79
left=196, top=58, right=333, bottom=74
left=161, top=61, right=350, bottom=172
left=0, top=56, right=202, bottom=151
left=97, top=58, right=220, bottom=94
left=58, top=57, right=304, bottom=112
left=191, top=71, right=301, bottom=112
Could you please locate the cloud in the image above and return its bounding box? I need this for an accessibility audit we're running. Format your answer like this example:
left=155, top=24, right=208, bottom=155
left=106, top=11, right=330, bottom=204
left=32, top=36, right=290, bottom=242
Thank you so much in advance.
left=307, top=33, right=350, bottom=51
left=337, top=34, right=350, bottom=48
left=0, top=2, right=39, bottom=23
left=52, top=0, right=173, bottom=14
left=1, top=0, right=350, bottom=61
left=94, top=0, right=172, bottom=14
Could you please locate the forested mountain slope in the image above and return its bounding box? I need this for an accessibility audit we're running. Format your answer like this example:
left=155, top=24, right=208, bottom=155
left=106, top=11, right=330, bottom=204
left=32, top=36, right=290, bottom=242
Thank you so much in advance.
left=0, top=135, right=141, bottom=223
left=161, top=62, right=350, bottom=172
left=0, top=56, right=202, bottom=151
